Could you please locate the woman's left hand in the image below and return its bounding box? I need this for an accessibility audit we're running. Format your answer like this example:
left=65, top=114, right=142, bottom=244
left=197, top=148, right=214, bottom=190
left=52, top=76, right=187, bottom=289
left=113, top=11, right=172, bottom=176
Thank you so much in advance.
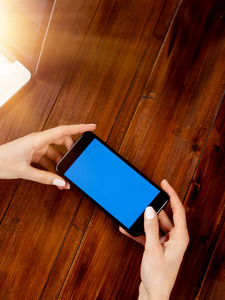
left=0, top=124, right=96, bottom=188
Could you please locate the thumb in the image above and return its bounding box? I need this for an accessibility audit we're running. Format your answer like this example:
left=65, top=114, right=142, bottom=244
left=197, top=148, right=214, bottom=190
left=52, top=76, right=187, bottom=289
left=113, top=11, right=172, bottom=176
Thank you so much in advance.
left=144, top=207, right=162, bottom=254
left=23, top=166, right=69, bottom=189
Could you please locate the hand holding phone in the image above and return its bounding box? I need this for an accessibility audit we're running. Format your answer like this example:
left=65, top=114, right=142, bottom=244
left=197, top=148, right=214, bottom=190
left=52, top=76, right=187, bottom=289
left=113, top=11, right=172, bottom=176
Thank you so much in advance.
left=56, top=132, right=168, bottom=236
left=136, top=180, right=189, bottom=299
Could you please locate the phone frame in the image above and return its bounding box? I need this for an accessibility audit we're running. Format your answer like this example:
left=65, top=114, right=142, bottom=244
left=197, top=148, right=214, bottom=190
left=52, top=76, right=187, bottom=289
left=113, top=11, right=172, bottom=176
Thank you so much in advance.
left=56, top=131, right=168, bottom=236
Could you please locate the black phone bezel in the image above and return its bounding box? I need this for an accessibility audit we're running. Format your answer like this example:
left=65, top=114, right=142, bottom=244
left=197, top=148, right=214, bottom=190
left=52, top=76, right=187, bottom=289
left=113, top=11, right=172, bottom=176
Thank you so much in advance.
left=56, top=131, right=168, bottom=236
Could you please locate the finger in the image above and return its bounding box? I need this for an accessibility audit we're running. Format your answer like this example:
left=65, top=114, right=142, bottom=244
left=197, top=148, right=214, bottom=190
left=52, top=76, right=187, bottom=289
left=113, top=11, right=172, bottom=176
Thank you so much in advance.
left=22, top=165, right=69, bottom=189
left=48, top=136, right=75, bottom=152
left=158, top=210, right=173, bottom=234
left=160, top=234, right=169, bottom=245
left=144, top=207, right=162, bottom=254
left=39, top=156, right=57, bottom=174
left=60, top=135, right=75, bottom=151
left=45, top=146, right=64, bottom=164
left=33, top=124, right=96, bottom=149
left=161, top=179, right=188, bottom=230
left=119, top=227, right=146, bottom=246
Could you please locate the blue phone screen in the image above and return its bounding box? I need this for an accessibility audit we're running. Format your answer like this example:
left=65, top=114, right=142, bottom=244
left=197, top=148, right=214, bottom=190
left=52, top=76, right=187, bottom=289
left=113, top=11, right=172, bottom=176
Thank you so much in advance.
left=65, top=139, right=160, bottom=228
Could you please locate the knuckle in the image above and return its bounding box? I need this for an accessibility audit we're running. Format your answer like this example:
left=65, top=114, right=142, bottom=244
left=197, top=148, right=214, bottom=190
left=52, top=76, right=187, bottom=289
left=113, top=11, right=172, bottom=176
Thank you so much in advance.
left=180, top=228, right=190, bottom=249
left=29, top=132, right=42, bottom=147
left=58, top=125, right=67, bottom=133
left=184, top=230, right=190, bottom=246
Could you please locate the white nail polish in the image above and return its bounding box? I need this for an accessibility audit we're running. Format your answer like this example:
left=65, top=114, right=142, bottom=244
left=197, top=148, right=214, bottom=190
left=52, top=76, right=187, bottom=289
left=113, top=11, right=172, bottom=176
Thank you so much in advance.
left=145, top=206, right=155, bottom=220
left=53, top=179, right=66, bottom=187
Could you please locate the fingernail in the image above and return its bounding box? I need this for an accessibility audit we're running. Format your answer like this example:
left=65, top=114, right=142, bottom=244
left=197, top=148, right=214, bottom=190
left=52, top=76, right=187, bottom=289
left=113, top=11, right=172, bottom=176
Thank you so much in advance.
left=67, top=182, right=70, bottom=189
left=53, top=179, right=66, bottom=187
left=162, top=179, right=168, bottom=183
left=145, top=206, right=155, bottom=220
left=88, top=124, right=96, bottom=126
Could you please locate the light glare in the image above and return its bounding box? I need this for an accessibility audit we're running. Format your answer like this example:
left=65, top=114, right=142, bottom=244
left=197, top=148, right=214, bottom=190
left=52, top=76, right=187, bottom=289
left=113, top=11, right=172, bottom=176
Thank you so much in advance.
left=0, top=55, right=31, bottom=107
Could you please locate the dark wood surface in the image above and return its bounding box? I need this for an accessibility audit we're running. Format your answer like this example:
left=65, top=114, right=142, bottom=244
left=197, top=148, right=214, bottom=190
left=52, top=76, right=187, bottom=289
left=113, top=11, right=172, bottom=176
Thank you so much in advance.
left=0, top=0, right=224, bottom=299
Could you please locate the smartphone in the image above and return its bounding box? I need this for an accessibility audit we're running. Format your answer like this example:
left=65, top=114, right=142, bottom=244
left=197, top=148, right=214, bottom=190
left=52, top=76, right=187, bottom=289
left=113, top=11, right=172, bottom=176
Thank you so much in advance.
left=56, top=132, right=168, bottom=236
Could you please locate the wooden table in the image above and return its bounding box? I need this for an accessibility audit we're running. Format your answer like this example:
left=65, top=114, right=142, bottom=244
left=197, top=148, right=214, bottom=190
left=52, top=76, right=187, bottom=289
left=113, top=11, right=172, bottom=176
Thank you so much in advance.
left=0, top=0, right=224, bottom=299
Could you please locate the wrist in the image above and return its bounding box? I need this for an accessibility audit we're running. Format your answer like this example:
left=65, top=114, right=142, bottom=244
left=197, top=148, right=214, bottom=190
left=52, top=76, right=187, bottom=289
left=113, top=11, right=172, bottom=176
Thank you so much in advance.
left=138, top=294, right=169, bottom=300
left=0, top=153, right=6, bottom=179
left=138, top=286, right=170, bottom=300
left=0, top=149, right=16, bottom=180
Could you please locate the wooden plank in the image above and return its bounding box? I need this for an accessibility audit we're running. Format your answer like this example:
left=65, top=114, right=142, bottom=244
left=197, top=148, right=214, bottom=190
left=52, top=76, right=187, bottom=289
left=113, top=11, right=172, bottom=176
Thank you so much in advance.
left=43, top=0, right=180, bottom=135
left=0, top=179, right=19, bottom=221
left=0, top=0, right=101, bottom=224
left=58, top=209, right=143, bottom=300
left=56, top=0, right=225, bottom=299
left=171, top=94, right=225, bottom=299
left=198, top=223, right=225, bottom=299
left=0, top=181, right=87, bottom=298
left=0, top=0, right=177, bottom=298
left=0, top=1, right=104, bottom=299
left=40, top=0, right=181, bottom=298
left=120, top=0, right=225, bottom=199
left=0, top=0, right=102, bottom=143
left=0, top=0, right=224, bottom=299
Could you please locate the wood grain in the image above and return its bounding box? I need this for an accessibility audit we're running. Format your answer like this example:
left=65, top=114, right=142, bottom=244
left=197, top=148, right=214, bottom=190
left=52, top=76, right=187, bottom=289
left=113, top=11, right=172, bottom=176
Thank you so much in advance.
left=199, top=223, right=225, bottom=299
left=171, top=94, right=225, bottom=299
left=0, top=0, right=101, bottom=257
left=46, top=0, right=225, bottom=299
left=41, top=0, right=181, bottom=298
left=0, top=0, right=224, bottom=299
left=121, top=0, right=225, bottom=198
